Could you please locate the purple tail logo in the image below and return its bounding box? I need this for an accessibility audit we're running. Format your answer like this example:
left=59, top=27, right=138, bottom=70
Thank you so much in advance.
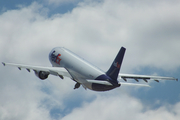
left=113, top=61, right=120, bottom=69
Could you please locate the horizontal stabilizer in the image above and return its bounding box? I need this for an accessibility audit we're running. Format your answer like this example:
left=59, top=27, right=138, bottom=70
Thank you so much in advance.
left=86, top=80, right=113, bottom=86
left=120, top=82, right=150, bottom=87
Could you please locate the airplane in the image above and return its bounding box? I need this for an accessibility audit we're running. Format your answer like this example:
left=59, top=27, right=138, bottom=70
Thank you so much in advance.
left=2, top=47, right=178, bottom=91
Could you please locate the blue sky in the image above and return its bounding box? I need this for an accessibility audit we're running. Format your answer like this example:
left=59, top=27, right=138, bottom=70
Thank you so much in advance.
left=0, top=0, right=77, bottom=15
left=0, top=0, right=180, bottom=120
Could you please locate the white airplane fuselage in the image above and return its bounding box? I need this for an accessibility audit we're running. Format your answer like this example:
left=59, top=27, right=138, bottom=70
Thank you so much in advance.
left=49, top=47, right=119, bottom=91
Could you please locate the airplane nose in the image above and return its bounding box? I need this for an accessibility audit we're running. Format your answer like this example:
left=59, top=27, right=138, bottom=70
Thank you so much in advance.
left=49, top=47, right=63, bottom=66
left=49, top=48, right=56, bottom=63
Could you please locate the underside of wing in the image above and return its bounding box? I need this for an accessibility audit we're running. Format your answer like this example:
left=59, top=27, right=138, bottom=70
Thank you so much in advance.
left=2, top=62, right=71, bottom=78
left=119, top=73, right=178, bottom=83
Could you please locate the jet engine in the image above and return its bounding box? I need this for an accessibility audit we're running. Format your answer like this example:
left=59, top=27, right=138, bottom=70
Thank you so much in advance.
left=35, top=70, right=49, bottom=80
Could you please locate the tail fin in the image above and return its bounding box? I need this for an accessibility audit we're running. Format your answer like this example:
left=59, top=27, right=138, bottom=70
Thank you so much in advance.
left=106, top=47, right=126, bottom=80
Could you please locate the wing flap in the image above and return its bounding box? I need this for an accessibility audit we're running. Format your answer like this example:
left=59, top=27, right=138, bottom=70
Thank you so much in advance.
left=2, top=62, right=71, bottom=78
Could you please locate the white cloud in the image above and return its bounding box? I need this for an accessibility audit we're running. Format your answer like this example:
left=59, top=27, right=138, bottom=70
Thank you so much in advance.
left=46, top=0, right=81, bottom=6
left=1, top=0, right=180, bottom=71
left=0, top=69, right=51, bottom=120
left=0, top=0, right=180, bottom=120
left=61, top=94, right=180, bottom=120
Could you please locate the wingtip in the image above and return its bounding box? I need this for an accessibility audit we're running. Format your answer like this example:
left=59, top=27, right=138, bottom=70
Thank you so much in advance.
left=2, top=62, right=5, bottom=66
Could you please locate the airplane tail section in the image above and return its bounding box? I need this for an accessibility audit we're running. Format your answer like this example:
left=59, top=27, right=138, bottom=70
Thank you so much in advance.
left=106, top=47, right=126, bottom=80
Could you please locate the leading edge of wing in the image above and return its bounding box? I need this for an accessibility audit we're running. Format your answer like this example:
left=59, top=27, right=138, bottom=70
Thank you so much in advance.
left=2, top=62, right=71, bottom=78
left=119, top=73, right=178, bottom=81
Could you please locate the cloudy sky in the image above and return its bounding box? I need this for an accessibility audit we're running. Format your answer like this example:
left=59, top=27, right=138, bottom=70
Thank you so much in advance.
left=1, top=0, right=180, bottom=119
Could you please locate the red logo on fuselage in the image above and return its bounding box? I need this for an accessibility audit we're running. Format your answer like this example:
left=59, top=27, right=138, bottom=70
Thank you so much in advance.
left=56, top=54, right=61, bottom=65
left=51, top=51, right=61, bottom=65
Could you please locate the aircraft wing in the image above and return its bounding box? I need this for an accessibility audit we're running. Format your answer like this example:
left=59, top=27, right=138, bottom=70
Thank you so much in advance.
left=119, top=73, right=178, bottom=82
left=2, top=62, right=71, bottom=78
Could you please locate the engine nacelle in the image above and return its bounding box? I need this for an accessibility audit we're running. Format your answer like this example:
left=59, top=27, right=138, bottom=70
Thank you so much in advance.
left=35, top=71, right=49, bottom=80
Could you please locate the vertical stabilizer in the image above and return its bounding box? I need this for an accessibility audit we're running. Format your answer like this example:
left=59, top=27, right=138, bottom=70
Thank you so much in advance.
left=106, top=47, right=126, bottom=80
